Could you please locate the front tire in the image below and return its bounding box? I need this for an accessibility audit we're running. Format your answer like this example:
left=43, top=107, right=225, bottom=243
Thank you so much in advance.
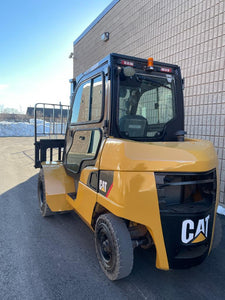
left=38, top=169, right=53, bottom=217
left=95, top=213, right=133, bottom=280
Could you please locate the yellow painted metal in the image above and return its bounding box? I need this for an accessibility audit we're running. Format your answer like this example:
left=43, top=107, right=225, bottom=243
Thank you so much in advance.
left=97, top=171, right=169, bottom=270
left=66, top=181, right=97, bottom=228
left=42, top=162, right=75, bottom=212
left=41, top=136, right=218, bottom=271
left=96, top=137, right=218, bottom=269
left=100, top=138, right=217, bottom=172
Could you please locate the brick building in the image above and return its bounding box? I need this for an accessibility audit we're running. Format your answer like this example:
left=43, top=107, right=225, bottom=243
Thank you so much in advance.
left=72, top=0, right=225, bottom=204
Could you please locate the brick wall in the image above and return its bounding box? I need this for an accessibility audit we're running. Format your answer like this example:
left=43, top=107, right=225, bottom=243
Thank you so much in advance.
left=73, top=0, right=225, bottom=204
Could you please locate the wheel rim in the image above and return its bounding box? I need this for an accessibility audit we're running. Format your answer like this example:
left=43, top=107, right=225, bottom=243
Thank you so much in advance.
left=96, top=223, right=115, bottom=271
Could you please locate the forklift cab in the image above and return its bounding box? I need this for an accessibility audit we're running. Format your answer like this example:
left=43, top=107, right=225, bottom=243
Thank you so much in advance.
left=64, top=53, right=185, bottom=176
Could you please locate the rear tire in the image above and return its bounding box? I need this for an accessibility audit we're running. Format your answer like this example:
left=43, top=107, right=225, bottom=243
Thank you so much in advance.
left=95, top=213, right=133, bottom=280
left=38, top=169, right=53, bottom=217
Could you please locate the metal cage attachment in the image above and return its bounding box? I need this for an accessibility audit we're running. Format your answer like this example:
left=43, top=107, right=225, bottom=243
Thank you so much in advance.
left=34, top=103, right=70, bottom=168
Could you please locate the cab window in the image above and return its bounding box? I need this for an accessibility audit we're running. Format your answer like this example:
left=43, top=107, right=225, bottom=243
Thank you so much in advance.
left=118, top=74, right=175, bottom=138
left=71, top=75, right=103, bottom=124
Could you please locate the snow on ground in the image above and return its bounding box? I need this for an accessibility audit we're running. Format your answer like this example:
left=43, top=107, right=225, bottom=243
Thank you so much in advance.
left=0, top=119, right=225, bottom=215
left=0, top=119, right=66, bottom=137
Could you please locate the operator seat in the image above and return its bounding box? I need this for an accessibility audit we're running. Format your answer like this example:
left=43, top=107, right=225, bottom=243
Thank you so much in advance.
left=119, top=114, right=148, bottom=137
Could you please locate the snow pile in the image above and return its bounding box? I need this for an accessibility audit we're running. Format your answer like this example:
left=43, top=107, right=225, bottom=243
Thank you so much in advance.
left=0, top=121, right=34, bottom=136
left=0, top=119, right=67, bottom=137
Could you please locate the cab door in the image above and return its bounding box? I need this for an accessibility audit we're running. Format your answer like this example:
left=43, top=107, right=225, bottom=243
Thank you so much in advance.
left=65, top=70, right=105, bottom=176
left=63, top=69, right=106, bottom=222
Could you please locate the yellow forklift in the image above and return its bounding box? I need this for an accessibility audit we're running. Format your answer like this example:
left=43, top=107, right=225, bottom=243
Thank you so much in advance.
left=35, top=53, right=219, bottom=280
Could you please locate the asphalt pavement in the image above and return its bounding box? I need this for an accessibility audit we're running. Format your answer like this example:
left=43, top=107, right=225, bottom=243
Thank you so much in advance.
left=0, top=137, right=225, bottom=300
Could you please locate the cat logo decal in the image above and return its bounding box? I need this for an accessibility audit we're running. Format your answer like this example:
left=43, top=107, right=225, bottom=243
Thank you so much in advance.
left=181, top=215, right=210, bottom=244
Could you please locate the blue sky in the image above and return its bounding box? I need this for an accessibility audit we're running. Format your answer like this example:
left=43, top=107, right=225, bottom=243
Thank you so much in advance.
left=0, top=0, right=112, bottom=113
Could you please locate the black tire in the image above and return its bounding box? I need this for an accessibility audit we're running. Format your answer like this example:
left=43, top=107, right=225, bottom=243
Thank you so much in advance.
left=38, top=169, right=53, bottom=217
left=95, top=213, right=133, bottom=280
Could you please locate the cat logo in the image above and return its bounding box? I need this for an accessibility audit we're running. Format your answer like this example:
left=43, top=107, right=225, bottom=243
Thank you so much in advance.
left=181, top=215, right=210, bottom=244
left=99, top=180, right=107, bottom=193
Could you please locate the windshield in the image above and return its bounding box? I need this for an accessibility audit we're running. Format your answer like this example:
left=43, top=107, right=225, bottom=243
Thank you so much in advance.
left=118, top=72, right=176, bottom=139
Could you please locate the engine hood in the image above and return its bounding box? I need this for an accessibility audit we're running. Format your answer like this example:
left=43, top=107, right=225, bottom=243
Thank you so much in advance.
left=100, top=138, right=218, bottom=172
